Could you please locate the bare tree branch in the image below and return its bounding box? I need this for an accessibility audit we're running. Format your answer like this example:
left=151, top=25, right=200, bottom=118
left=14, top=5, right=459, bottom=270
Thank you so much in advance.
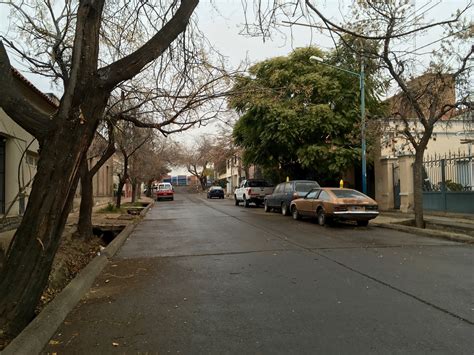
left=98, top=0, right=199, bottom=89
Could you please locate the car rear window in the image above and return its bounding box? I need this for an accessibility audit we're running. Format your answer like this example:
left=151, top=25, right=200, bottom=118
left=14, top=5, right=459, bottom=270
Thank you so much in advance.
left=331, top=189, right=367, bottom=198
left=295, top=182, right=320, bottom=193
left=210, top=186, right=223, bottom=190
left=248, top=180, right=271, bottom=187
left=159, top=184, right=172, bottom=190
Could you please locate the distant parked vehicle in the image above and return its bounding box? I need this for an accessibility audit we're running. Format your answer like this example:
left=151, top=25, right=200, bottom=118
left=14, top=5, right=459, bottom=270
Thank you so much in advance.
left=290, top=188, right=378, bottom=226
left=264, top=180, right=320, bottom=216
left=207, top=186, right=224, bottom=199
left=156, top=182, right=174, bottom=201
left=234, top=179, right=274, bottom=207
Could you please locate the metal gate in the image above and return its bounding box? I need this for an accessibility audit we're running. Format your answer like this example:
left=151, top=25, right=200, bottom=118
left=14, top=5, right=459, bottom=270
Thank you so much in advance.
left=422, top=151, right=474, bottom=213
left=392, top=162, right=400, bottom=209
left=0, top=138, right=5, bottom=214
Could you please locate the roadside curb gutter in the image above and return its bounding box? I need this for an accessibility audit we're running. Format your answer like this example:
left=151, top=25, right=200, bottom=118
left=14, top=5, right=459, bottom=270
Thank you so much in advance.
left=376, top=222, right=474, bottom=244
left=2, top=201, right=154, bottom=355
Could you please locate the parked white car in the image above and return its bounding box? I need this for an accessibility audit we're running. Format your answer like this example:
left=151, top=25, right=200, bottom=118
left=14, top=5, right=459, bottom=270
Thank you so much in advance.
left=234, top=179, right=274, bottom=207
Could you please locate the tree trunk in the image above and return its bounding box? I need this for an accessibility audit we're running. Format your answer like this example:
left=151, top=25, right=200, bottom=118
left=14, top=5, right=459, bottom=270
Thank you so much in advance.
left=116, top=156, right=128, bottom=208
left=0, top=107, right=101, bottom=338
left=116, top=178, right=125, bottom=208
left=77, top=159, right=94, bottom=239
left=413, top=149, right=426, bottom=228
left=131, top=182, right=137, bottom=203
left=145, top=180, right=153, bottom=197
left=199, top=176, right=207, bottom=191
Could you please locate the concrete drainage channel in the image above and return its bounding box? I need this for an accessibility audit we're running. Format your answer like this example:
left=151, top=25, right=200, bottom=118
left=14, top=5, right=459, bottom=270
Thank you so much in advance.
left=2, top=201, right=154, bottom=355
left=93, top=225, right=126, bottom=244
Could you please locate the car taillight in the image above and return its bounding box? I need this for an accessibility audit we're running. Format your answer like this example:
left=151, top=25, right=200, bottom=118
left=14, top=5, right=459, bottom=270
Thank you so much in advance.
left=334, top=205, right=348, bottom=211
left=248, top=188, right=251, bottom=195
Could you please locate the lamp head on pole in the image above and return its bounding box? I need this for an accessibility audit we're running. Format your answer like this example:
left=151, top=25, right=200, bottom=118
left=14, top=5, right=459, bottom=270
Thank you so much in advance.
left=309, top=55, right=324, bottom=63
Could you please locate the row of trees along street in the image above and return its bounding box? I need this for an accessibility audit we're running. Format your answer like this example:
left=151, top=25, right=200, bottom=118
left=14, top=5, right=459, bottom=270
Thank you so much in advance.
left=0, top=0, right=472, bottom=346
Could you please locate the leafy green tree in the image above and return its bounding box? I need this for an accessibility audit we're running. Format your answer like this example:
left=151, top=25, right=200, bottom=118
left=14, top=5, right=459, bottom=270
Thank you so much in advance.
left=230, top=47, right=384, bottom=184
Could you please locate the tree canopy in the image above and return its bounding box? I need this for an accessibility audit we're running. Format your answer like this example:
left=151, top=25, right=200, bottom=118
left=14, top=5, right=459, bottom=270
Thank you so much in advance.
left=230, top=47, right=385, bottom=183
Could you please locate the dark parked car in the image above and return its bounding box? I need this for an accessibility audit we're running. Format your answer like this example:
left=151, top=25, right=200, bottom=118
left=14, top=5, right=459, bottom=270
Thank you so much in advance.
left=207, top=186, right=225, bottom=199
left=264, top=180, right=320, bottom=216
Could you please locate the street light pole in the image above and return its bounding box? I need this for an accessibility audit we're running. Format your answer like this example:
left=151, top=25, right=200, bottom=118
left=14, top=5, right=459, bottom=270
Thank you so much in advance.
left=360, top=60, right=367, bottom=195
left=309, top=56, right=367, bottom=194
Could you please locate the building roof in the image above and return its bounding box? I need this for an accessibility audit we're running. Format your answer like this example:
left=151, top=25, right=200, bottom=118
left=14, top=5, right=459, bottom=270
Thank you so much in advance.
left=11, top=67, right=59, bottom=108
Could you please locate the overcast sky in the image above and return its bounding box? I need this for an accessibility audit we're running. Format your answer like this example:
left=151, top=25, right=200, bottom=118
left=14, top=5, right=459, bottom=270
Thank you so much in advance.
left=2, top=0, right=467, bottom=90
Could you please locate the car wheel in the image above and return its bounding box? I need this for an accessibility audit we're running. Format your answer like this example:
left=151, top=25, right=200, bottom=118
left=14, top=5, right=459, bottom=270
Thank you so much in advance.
left=281, top=203, right=289, bottom=216
left=243, top=195, right=250, bottom=208
left=357, top=220, right=369, bottom=227
left=291, top=206, right=301, bottom=220
left=234, top=195, right=239, bottom=206
left=264, top=200, right=271, bottom=212
left=317, top=208, right=326, bottom=226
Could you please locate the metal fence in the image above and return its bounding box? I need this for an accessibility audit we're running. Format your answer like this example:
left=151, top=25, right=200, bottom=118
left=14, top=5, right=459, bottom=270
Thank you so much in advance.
left=423, top=151, right=473, bottom=191
left=422, top=151, right=474, bottom=213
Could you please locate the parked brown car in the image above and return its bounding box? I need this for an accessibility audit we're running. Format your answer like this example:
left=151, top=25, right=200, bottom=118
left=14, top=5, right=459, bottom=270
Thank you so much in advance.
left=289, top=188, right=379, bottom=226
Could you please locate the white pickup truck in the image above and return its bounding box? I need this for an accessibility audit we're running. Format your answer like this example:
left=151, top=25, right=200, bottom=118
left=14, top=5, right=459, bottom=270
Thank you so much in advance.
left=234, top=179, right=274, bottom=207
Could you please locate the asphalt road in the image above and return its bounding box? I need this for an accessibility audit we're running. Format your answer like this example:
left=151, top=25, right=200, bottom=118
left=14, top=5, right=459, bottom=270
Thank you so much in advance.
left=44, top=192, right=474, bottom=354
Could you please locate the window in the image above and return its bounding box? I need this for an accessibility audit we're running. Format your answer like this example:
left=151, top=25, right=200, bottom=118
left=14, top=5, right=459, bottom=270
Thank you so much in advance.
left=295, top=182, right=320, bottom=193
left=274, top=183, right=283, bottom=193
left=305, top=189, right=320, bottom=199
left=247, top=180, right=271, bottom=187
left=318, top=191, right=331, bottom=201
left=330, top=189, right=367, bottom=199
left=283, top=182, right=292, bottom=192
left=158, top=183, right=172, bottom=191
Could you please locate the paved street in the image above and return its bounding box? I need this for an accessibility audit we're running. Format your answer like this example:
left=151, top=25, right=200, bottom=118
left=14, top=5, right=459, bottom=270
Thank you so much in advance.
left=44, top=192, right=474, bottom=354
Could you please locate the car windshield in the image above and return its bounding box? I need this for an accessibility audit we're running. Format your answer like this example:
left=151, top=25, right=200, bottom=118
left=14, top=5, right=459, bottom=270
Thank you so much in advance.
left=331, top=189, right=367, bottom=199
left=248, top=180, right=271, bottom=187
left=295, top=182, right=320, bottom=193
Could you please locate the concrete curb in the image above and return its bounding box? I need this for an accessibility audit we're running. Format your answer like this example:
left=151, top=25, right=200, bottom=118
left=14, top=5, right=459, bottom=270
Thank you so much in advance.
left=1, top=204, right=152, bottom=355
left=375, top=223, right=474, bottom=244
left=140, top=200, right=154, bottom=217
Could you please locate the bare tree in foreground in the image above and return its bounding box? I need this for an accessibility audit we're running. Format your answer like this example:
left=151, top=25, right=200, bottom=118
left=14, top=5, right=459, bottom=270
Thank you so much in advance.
left=0, top=0, right=200, bottom=340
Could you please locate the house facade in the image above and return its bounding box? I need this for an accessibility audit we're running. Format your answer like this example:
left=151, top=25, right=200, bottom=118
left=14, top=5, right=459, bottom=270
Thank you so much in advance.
left=0, top=69, right=57, bottom=219
left=1, top=69, right=115, bottom=227
left=218, top=154, right=260, bottom=195
left=374, top=73, right=473, bottom=213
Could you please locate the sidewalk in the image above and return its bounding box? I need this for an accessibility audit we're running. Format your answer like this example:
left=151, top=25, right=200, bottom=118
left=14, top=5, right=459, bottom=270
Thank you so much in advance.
left=372, top=210, right=474, bottom=242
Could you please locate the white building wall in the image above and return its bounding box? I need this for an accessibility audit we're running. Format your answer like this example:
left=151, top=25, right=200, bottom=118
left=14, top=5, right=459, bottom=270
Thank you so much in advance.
left=380, top=118, right=474, bottom=158
left=0, top=108, right=40, bottom=216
